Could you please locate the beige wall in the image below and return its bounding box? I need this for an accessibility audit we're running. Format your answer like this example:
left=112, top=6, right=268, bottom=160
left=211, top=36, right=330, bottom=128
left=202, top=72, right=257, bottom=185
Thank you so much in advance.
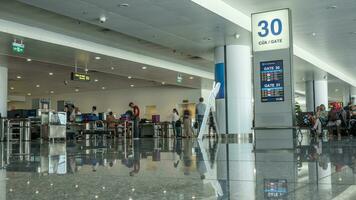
left=8, top=101, right=27, bottom=110
left=26, top=86, right=201, bottom=121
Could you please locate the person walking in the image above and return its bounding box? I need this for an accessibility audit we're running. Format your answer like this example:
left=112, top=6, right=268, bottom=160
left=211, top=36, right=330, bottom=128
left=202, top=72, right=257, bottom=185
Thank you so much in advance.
left=196, top=97, right=206, bottom=133
left=183, top=105, right=193, bottom=138
left=171, top=108, right=181, bottom=137
left=129, top=102, right=140, bottom=139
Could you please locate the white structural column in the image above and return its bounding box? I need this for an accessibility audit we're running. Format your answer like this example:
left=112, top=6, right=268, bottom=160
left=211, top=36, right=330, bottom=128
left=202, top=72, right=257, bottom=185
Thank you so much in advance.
left=342, top=86, right=351, bottom=106
left=214, top=45, right=252, bottom=134
left=314, top=72, right=328, bottom=107
left=305, top=80, right=315, bottom=112
left=351, top=87, right=356, bottom=105
left=0, top=66, right=8, bottom=118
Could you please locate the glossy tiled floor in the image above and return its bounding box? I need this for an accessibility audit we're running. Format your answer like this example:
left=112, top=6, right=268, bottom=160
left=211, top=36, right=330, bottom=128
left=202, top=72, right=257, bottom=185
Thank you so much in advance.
left=1, top=133, right=356, bottom=200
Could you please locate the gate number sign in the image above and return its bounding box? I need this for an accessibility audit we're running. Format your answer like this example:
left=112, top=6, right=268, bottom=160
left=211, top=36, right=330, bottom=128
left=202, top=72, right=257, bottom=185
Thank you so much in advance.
left=252, top=9, right=290, bottom=52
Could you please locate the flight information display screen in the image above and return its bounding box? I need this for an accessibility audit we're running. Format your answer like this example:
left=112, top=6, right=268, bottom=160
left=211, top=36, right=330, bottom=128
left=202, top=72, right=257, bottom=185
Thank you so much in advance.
left=260, top=60, right=284, bottom=102
left=71, top=72, right=90, bottom=82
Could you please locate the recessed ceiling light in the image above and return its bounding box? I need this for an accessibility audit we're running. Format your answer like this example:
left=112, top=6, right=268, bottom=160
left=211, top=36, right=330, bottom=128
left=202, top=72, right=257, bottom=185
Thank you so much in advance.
left=234, top=33, right=240, bottom=39
left=118, top=3, right=129, bottom=7
left=16, top=75, right=22, bottom=79
left=50, top=91, right=54, bottom=94
left=26, top=58, right=32, bottom=62
left=311, top=32, right=317, bottom=37
left=10, top=87, right=14, bottom=90
left=326, top=5, right=337, bottom=9
left=128, top=76, right=132, bottom=79
left=110, top=67, right=115, bottom=70
left=27, top=93, right=31, bottom=96
left=142, top=66, right=147, bottom=70
left=94, top=79, right=99, bottom=82
left=161, top=82, right=166, bottom=85
left=102, top=87, right=106, bottom=90
left=130, top=84, right=134, bottom=87
left=36, top=84, right=40, bottom=88
left=189, top=76, right=194, bottom=80
left=75, top=89, right=79, bottom=92
left=49, top=72, right=54, bottom=76
left=95, top=56, right=101, bottom=60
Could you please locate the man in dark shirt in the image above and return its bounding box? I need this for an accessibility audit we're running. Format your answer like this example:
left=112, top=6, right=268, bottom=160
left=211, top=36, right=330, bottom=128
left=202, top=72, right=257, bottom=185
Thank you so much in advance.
left=129, top=102, right=140, bottom=138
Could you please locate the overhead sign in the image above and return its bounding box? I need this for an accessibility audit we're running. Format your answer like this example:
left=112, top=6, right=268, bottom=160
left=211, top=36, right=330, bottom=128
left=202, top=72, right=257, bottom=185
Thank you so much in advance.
left=71, top=72, right=90, bottom=82
left=12, top=41, right=25, bottom=54
left=252, top=9, right=290, bottom=52
left=260, top=60, right=284, bottom=102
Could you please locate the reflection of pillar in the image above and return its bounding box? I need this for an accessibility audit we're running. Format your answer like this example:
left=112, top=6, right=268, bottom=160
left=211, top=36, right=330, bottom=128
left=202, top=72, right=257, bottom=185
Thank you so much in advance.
left=228, top=144, right=255, bottom=200
left=255, top=151, right=297, bottom=200
left=0, top=169, right=6, bottom=200
left=305, top=80, right=315, bottom=112
left=214, top=45, right=253, bottom=134
left=0, top=65, right=8, bottom=118
left=314, top=72, right=328, bottom=107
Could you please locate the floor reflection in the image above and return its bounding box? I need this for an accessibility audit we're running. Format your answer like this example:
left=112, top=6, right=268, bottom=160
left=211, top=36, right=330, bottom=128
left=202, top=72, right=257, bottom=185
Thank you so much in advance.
left=0, top=133, right=356, bottom=199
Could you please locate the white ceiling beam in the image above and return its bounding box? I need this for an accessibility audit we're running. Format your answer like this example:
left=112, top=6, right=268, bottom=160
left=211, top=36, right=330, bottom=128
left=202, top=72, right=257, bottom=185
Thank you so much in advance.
left=0, top=19, right=214, bottom=80
left=191, top=0, right=356, bottom=87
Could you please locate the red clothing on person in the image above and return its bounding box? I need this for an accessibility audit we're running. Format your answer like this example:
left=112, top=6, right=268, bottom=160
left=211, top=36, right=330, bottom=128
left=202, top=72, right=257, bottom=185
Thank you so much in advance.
left=133, top=106, right=140, bottom=118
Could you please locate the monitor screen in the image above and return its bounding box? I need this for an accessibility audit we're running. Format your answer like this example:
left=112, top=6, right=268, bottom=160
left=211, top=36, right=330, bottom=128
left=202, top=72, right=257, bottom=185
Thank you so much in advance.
left=260, top=60, right=284, bottom=103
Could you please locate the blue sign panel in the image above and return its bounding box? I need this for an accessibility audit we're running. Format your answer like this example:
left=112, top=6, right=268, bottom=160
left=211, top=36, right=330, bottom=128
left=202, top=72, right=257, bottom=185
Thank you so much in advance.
left=215, top=63, right=225, bottom=99
left=260, top=60, right=284, bottom=102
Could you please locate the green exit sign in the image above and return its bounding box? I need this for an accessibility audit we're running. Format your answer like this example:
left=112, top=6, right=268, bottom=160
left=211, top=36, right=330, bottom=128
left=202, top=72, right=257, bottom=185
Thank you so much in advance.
left=12, top=42, right=25, bottom=54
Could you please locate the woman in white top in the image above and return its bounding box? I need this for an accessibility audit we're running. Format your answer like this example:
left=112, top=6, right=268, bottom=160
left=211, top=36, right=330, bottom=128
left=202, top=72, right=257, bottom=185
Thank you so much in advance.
left=171, top=108, right=181, bottom=137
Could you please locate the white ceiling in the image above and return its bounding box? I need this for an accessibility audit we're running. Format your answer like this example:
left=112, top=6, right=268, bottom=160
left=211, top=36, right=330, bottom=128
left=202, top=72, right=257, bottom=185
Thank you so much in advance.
left=222, top=0, right=356, bottom=84
left=0, top=0, right=351, bottom=100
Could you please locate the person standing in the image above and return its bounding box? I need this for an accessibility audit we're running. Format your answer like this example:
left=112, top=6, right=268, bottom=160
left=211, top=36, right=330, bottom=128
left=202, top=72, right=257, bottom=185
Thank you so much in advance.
left=196, top=97, right=206, bottom=133
left=208, top=110, right=217, bottom=137
left=171, top=108, right=180, bottom=137
left=129, top=102, right=140, bottom=139
left=91, top=106, right=99, bottom=116
left=183, top=105, right=193, bottom=138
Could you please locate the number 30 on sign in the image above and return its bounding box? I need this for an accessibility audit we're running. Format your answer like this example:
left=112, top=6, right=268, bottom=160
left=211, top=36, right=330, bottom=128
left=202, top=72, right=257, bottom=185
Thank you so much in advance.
left=252, top=9, right=290, bottom=52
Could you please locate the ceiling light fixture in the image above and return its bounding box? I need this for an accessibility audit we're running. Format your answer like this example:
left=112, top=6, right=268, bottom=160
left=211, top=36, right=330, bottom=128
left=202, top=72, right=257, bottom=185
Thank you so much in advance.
left=99, top=16, right=106, bottom=23
left=161, top=82, right=166, bottom=85
left=234, top=33, right=240, bottom=39
left=189, top=76, right=194, bottom=80
left=75, top=89, right=79, bottom=92
left=36, top=84, right=40, bottom=88
left=128, top=76, right=132, bottom=79
left=102, top=87, right=106, bottom=90
left=27, top=93, right=31, bottom=96
left=16, top=75, right=22, bottom=79
left=130, top=84, right=134, bottom=87
left=95, top=56, right=101, bottom=60
left=110, top=67, right=115, bottom=70
left=142, top=66, right=147, bottom=70
left=10, top=87, right=14, bottom=90
left=26, top=58, right=32, bottom=62
left=94, top=79, right=99, bottom=82
left=311, top=32, right=317, bottom=37
left=50, top=91, right=54, bottom=94
left=49, top=72, right=54, bottom=76
left=118, top=3, right=129, bottom=7
left=326, top=5, right=337, bottom=9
